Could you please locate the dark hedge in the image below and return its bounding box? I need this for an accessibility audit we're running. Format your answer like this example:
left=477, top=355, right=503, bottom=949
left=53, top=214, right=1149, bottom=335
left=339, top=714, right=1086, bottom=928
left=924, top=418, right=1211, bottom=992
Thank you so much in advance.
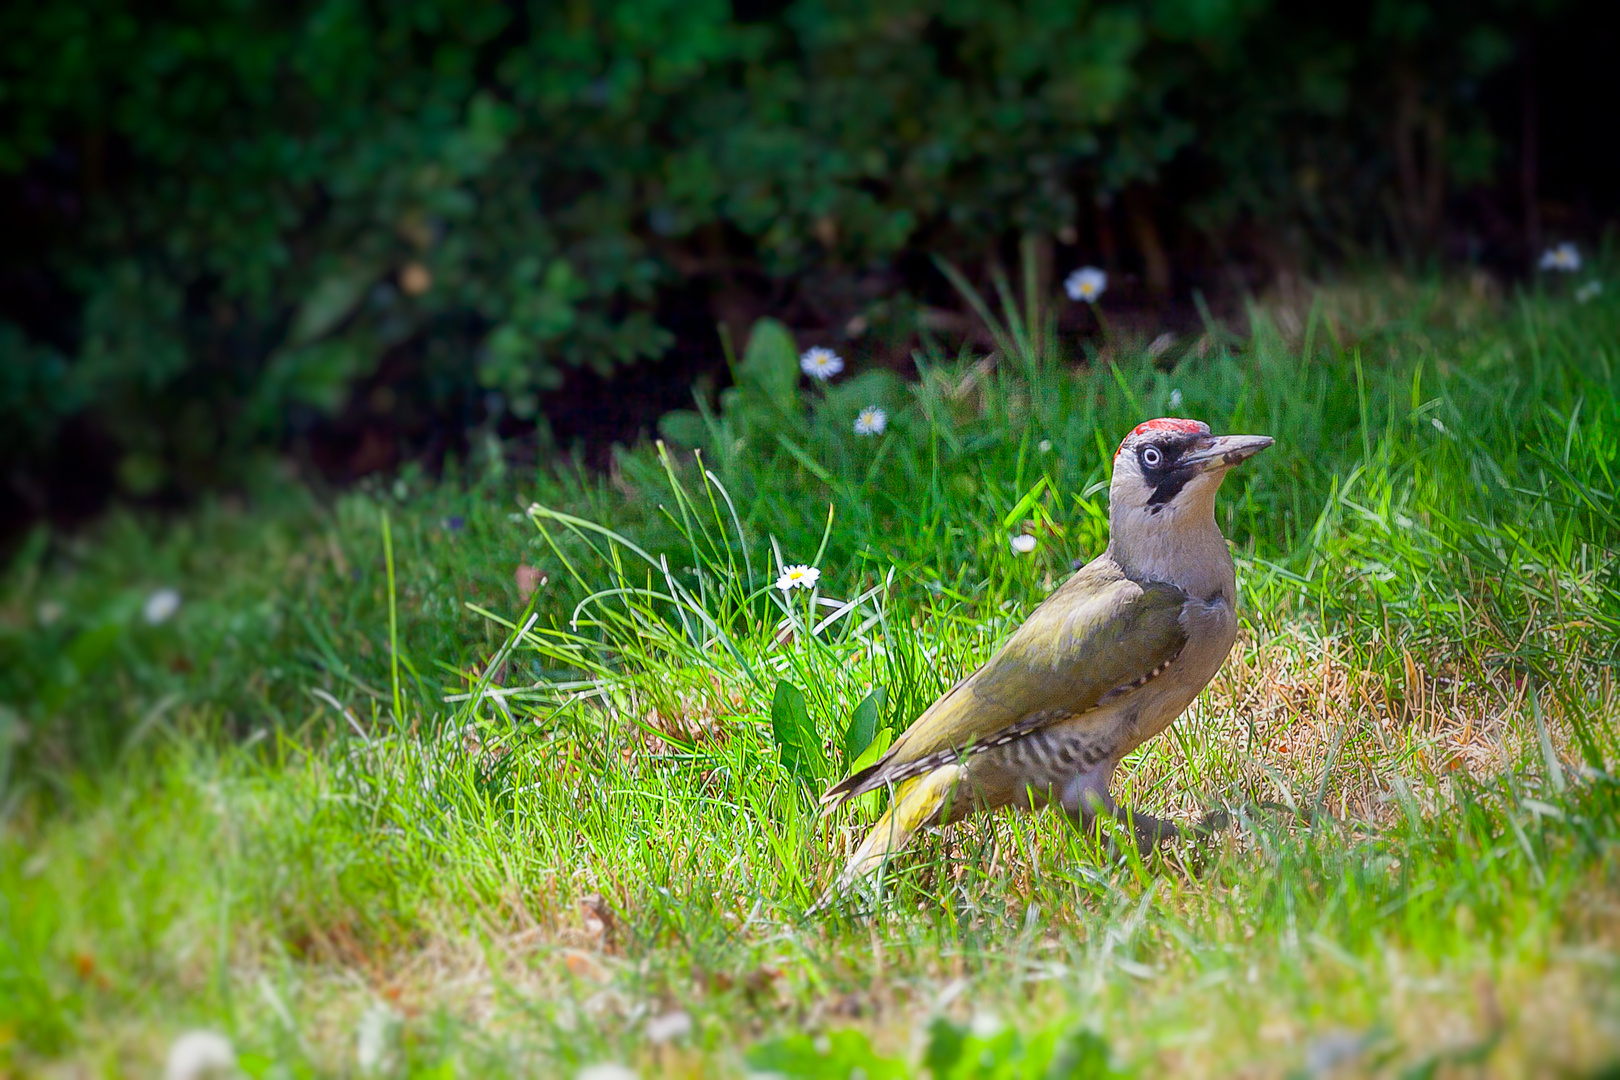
left=0, top=0, right=1585, bottom=508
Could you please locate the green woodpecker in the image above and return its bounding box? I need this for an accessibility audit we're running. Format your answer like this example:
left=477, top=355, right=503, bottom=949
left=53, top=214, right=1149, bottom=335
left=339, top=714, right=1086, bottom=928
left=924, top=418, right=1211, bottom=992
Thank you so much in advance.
left=821, top=418, right=1272, bottom=892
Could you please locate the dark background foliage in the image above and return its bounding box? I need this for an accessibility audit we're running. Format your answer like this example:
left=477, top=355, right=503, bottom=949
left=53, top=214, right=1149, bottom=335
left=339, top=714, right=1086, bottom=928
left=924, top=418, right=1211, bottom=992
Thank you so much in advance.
left=1, top=0, right=1615, bottom=545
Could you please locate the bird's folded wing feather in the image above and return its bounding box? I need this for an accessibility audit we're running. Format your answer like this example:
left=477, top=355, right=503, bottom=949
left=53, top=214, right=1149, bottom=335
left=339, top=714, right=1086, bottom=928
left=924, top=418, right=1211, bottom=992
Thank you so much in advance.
left=822, top=558, right=1190, bottom=806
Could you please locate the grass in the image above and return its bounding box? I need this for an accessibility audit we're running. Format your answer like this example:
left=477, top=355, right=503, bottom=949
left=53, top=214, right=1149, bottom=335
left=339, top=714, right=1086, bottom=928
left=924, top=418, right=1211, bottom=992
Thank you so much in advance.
left=2, top=271, right=1619, bottom=1077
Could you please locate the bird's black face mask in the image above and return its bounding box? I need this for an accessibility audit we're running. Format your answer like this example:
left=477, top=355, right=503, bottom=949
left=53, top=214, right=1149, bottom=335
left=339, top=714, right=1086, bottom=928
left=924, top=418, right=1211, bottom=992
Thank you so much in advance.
left=1139, top=434, right=1205, bottom=509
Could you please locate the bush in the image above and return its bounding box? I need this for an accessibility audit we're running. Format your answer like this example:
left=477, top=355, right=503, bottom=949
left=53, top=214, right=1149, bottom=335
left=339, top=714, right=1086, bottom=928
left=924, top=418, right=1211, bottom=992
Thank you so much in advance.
left=0, top=0, right=1566, bottom=499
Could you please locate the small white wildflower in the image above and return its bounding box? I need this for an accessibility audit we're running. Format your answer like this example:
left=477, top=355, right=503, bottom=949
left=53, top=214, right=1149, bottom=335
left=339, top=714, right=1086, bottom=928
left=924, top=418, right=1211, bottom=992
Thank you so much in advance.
left=164, top=1030, right=235, bottom=1080
left=356, top=1003, right=399, bottom=1075
left=577, top=1065, right=638, bottom=1080
left=1038, top=439, right=1053, bottom=454
left=1064, top=266, right=1107, bottom=303
left=799, top=346, right=844, bottom=380
left=1168, top=388, right=1183, bottom=409
left=143, top=588, right=182, bottom=625
left=853, top=405, right=888, bottom=435
left=1539, top=242, right=1581, bottom=272
left=644, top=1009, right=693, bottom=1044
left=1010, top=534, right=1038, bottom=554
left=775, top=564, right=821, bottom=591
left=970, top=1011, right=1004, bottom=1038
left=1576, top=280, right=1603, bottom=304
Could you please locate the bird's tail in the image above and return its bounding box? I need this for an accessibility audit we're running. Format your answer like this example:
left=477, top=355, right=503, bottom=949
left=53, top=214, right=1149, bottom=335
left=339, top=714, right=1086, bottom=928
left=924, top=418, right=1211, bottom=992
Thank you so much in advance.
left=822, top=763, right=965, bottom=903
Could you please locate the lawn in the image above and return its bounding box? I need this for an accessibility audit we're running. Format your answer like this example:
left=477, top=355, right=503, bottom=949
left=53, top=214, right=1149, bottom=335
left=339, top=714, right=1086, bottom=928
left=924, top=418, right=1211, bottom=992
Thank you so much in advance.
left=2, top=275, right=1618, bottom=1078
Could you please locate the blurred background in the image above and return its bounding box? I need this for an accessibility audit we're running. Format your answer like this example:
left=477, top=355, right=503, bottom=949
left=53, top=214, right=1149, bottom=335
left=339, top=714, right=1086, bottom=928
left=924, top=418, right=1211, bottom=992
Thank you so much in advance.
left=2, top=0, right=1616, bottom=547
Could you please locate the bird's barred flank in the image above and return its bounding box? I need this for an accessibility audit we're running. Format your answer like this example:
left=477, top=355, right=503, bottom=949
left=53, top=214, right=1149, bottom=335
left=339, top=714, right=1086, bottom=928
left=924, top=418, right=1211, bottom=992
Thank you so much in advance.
left=866, top=709, right=1075, bottom=789
left=837, top=648, right=1185, bottom=802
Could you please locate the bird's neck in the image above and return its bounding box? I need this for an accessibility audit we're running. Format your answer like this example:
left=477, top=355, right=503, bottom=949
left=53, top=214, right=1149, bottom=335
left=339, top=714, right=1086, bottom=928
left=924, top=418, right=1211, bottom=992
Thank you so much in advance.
left=1107, top=505, right=1236, bottom=603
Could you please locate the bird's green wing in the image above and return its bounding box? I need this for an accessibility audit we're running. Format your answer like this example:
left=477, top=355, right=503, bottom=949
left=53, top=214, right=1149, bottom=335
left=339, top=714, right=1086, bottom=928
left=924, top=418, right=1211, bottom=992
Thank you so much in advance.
left=822, top=557, right=1189, bottom=805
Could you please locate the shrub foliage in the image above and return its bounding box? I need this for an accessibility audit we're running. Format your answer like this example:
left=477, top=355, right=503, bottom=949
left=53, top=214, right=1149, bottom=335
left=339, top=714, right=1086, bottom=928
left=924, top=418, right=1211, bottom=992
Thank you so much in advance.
left=0, top=0, right=1555, bottom=492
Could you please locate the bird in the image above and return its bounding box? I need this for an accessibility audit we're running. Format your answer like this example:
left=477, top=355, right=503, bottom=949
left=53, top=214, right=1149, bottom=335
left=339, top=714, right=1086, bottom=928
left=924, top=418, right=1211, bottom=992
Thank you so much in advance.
left=820, top=418, right=1272, bottom=895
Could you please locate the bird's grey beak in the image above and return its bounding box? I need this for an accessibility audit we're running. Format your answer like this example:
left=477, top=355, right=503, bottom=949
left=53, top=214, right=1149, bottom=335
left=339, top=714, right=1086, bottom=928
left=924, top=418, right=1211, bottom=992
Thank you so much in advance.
left=1185, top=433, right=1274, bottom=472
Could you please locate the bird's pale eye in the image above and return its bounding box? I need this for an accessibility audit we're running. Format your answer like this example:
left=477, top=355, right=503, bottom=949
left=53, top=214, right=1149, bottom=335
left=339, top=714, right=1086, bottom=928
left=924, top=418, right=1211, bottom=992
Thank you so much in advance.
left=1140, top=446, right=1163, bottom=469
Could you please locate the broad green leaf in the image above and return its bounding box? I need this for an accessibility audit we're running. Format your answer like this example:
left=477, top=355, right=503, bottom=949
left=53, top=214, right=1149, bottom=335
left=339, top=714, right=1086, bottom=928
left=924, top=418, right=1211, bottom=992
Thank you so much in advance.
left=848, top=728, right=893, bottom=816
left=66, top=622, right=123, bottom=675
left=263, top=340, right=374, bottom=414
left=1044, top=1026, right=1118, bottom=1078
left=738, top=317, right=801, bottom=413
left=820, top=368, right=905, bottom=414
left=923, top=1015, right=1122, bottom=1079
left=925, top=1016, right=967, bottom=1076
left=844, top=685, right=885, bottom=762
left=289, top=265, right=377, bottom=347
left=848, top=726, right=892, bottom=777
left=770, top=679, right=821, bottom=776
left=746, top=1029, right=907, bottom=1079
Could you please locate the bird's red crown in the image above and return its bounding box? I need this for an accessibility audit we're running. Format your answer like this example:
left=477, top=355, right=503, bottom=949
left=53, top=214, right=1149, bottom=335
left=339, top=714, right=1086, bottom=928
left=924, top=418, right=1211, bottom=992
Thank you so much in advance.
left=1116, top=417, right=1209, bottom=458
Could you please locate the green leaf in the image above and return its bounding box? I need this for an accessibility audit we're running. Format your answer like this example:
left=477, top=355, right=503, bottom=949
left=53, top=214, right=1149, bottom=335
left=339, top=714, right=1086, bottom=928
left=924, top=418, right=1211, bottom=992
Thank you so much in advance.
left=820, top=368, right=905, bottom=414
left=770, top=679, right=821, bottom=776
left=849, top=729, right=891, bottom=775
left=844, top=685, right=885, bottom=762
left=738, top=317, right=801, bottom=413
left=920, top=1018, right=1122, bottom=1080
left=288, top=264, right=377, bottom=347
left=1045, top=1026, right=1118, bottom=1079
left=746, top=1029, right=908, bottom=1079
left=263, top=340, right=375, bottom=414
left=235, top=1053, right=275, bottom=1079
left=848, top=728, right=893, bottom=816
left=925, top=1016, right=967, bottom=1076
left=66, top=622, right=123, bottom=676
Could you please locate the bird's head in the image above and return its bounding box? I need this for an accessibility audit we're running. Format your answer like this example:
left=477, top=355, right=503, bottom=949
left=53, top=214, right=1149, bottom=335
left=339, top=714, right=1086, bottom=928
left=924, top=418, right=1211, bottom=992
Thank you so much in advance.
left=1107, top=418, right=1272, bottom=560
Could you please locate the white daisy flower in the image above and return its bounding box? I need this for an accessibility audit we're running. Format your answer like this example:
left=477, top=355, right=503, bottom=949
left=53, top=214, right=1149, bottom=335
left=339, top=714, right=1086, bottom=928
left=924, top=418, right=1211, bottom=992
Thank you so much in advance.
left=775, top=564, right=821, bottom=591
left=356, top=1003, right=399, bottom=1075
left=577, top=1066, right=638, bottom=1080
left=853, top=406, right=887, bottom=435
left=1064, top=266, right=1107, bottom=303
left=799, top=347, right=844, bottom=380
left=164, top=1031, right=235, bottom=1080
left=1010, top=534, right=1038, bottom=554
left=1540, top=243, right=1581, bottom=272
left=1575, top=280, right=1603, bottom=304
left=143, top=588, right=182, bottom=625
left=644, top=1010, right=693, bottom=1044
left=1038, top=439, right=1053, bottom=454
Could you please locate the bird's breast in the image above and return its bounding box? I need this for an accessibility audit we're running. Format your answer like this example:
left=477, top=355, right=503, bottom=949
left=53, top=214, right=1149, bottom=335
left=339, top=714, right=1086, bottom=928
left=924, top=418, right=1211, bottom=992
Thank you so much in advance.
left=1118, top=593, right=1237, bottom=751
